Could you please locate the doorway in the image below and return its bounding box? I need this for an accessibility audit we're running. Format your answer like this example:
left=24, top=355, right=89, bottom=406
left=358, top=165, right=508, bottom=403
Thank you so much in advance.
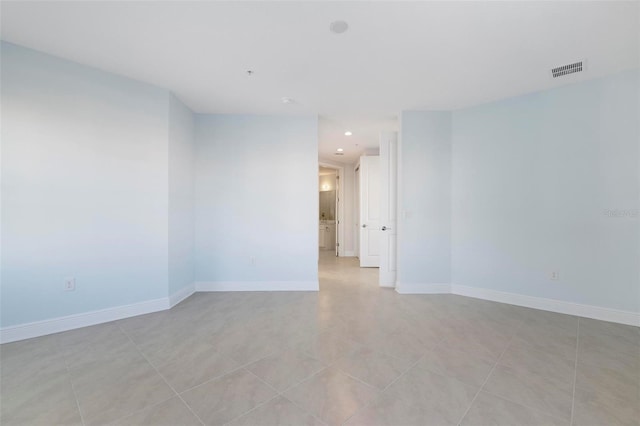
left=316, top=130, right=397, bottom=288
left=318, top=164, right=344, bottom=257
left=355, top=132, right=398, bottom=286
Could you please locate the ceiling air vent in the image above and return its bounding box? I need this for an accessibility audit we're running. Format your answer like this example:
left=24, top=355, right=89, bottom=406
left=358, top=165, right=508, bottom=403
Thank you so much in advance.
left=334, top=152, right=344, bottom=156
left=551, top=60, right=586, bottom=78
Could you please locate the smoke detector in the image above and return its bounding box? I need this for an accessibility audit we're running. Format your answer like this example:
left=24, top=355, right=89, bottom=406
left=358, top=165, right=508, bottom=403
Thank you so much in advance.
left=550, top=60, right=586, bottom=78
left=330, top=21, right=349, bottom=34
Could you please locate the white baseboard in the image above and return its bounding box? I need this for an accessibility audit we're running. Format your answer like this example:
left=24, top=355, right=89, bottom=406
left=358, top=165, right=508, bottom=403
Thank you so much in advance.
left=0, top=297, right=170, bottom=344
left=395, top=282, right=451, bottom=294
left=196, top=281, right=319, bottom=292
left=394, top=282, right=639, bottom=326
left=451, top=284, right=640, bottom=327
left=0, top=280, right=320, bottom=344
left=343, top=251, right=355, bottom=257
left=4, top=281, right=636, bottom=344
left=169, top=283, right=196, bottom=308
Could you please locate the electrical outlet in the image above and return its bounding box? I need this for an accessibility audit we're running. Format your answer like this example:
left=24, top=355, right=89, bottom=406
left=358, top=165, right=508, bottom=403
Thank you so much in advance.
left=550, top=271, right=560, bottom=281
left=250, top=256, right=256, bottom=266
left=64, top=277, right=76, bottom=291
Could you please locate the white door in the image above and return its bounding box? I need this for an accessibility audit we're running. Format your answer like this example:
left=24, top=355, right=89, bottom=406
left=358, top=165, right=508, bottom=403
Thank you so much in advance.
left=379, top=132, right=398, bottom=287
left=359, top=155, right=380, bottom=267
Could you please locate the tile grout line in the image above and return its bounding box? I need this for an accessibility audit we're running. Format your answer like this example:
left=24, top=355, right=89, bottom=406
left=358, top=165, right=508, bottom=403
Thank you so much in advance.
left=295, top=332, right=416, bottom=399
left=137, top=332, right=282, bottom=402
left=117, top=325, right=206, bottom=426
left=61, top=348, right=87, bottom=426
left=229, top=368, right=328, bottom=426
left=453, top=316, right=579, bottom=425
left=123, top=341, right=326, bottom=426
left=442, top=316, right=578, bottom=424
left=332, top=359, right=389, bottom=393
left=327, top=349, right=402, bottom=393
left=340, top=354, right=425, bottom=425
left=478, top=388, right=571, bottom=424
left=570, top=317, right=580, bottom=426
left=277, top=396, right=329, bottom=426
left=174, top=364, right=247, bottom=396
left=231, top=341, right=394, bottom=426
left=153, top=342, right=298, bottom=403
left=455, top=318, right=525, bottom=426
left=272, top=376, right=331, bottom=426
left=103, top=396, right=177, bottom=426
left=219, top=387, right=280, bottom=426
left=267, top=362, right=331, bottom=395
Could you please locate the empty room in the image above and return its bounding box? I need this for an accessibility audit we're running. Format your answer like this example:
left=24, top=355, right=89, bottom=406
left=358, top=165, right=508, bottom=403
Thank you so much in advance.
left=0, top=1, right=638, bottom=426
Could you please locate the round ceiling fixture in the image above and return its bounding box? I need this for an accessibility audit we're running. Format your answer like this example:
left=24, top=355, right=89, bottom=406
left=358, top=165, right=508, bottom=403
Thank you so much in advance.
left=330, top=20, right=349, bottom=34
left=337, top=148, right=344, bottom=152
left=281, top=97, right=294, bottom=104
left=344, top=131, right=352, bottom=136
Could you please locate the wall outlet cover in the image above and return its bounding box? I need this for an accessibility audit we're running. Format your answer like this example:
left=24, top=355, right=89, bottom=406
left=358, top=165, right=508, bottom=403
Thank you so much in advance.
left=64, top=277, right=76, bottom=291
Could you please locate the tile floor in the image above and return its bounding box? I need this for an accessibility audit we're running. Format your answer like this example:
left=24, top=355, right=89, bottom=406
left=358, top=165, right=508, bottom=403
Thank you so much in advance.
left=1, top=252, right=639, bottom=425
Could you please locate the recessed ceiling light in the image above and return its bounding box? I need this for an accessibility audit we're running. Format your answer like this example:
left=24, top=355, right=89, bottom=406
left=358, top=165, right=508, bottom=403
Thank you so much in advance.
left=330, top=20, right=349, bottom=34
left=337, top=148, right=344, bottom=152
left=281, top=97, right=294, bottom=104
left=344, top=131, right=352, bottom=136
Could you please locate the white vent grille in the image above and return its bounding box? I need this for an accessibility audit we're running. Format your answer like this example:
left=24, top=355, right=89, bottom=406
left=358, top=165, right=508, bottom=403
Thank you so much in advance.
left=551, top=60, right=585, bottom=78
left=334, top=152, right=344, bottom=156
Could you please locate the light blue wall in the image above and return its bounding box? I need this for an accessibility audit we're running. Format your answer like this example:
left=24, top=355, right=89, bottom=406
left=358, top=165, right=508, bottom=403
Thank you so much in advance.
left=398, top=111, right=452, bottom=286
left=4, top=39, right=636, bottom=331
left=1, top=42, right=170, bottom=326
left=1, top=43, right=318, bottom=329
left=451, top=70, right=640, bottom=312
left=194, top=115, right=318, bottom=285
left=168, top=94, right=195, bottom=296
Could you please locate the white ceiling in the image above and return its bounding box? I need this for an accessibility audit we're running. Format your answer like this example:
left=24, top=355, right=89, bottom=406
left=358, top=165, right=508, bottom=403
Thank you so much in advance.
left=2, top=1, right=638, bottom=164
left=318, top=115, right=397, bottom=163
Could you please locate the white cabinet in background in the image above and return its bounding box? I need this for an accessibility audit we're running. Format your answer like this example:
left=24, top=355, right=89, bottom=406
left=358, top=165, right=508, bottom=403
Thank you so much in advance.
left=319, top=221, right=335, bottom=250
left=319, top=225, right=326, bottom=248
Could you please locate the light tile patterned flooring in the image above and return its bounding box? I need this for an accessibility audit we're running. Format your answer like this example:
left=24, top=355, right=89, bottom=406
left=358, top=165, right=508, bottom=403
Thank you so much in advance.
left=1, top=252, right=639, bottom=425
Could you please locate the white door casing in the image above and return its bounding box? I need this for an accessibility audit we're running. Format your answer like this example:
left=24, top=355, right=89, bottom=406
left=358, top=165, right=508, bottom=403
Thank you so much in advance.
left=335, top=175, right=339, bottom=256
left=354, top=164, right=360, bottom=258
left=359, top=155, right=380, bottom=267
left=379, top=132, right=398, bottom=287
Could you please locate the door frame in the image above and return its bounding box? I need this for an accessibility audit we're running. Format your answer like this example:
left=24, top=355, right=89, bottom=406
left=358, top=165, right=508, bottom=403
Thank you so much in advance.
left=318, top=161, right=345, bottom=257
left=379, top=131, right=398, bottom=287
